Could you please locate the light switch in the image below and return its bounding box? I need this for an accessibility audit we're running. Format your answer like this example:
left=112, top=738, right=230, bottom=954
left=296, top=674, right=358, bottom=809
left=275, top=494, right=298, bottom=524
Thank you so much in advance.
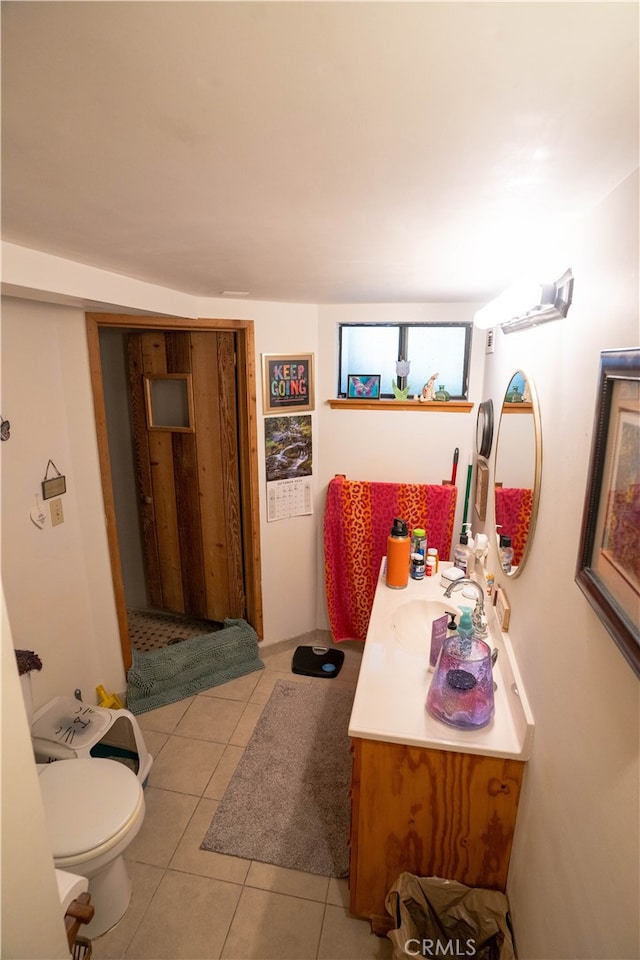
left=50, top=498, right=64, bottom=526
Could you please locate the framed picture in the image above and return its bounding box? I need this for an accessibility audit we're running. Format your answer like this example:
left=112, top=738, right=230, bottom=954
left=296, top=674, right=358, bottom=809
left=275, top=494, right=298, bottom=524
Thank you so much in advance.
left=576, top=347, right=639, bottom=676
left=347, top=374, right=381, bottom=400
left=474, top=458, right=489, bottom=521
left=262, top=354, right=314, bottom=414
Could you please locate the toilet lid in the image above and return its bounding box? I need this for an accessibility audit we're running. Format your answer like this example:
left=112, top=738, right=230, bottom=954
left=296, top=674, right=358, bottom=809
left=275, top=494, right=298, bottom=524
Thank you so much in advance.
left=38, top=758, right=143, bottom=858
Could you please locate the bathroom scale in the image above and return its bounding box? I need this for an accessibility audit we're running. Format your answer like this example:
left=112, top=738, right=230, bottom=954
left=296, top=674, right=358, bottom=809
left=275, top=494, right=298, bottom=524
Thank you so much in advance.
left=291, top=645, right=344, bottom=678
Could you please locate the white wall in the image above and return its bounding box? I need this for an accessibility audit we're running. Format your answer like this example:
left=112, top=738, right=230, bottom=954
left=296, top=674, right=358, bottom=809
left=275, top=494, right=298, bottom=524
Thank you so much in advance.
left=315, top=301, right=485, bottom=627
left=478, top=170, right=639, bottom=959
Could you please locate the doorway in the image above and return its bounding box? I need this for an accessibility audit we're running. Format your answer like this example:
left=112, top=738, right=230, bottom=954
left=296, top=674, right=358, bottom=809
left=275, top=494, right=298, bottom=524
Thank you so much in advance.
left=86, top=314, right=263, bottom=671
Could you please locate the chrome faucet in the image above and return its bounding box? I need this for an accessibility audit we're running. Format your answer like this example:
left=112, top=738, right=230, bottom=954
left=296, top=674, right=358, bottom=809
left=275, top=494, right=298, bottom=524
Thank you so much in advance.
left=443, top=578, right=488, bottom=640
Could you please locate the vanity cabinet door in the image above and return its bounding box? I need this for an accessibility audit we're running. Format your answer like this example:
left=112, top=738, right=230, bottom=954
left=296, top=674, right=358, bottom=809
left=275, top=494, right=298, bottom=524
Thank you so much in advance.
left=348, top=737, right=525, bottom=932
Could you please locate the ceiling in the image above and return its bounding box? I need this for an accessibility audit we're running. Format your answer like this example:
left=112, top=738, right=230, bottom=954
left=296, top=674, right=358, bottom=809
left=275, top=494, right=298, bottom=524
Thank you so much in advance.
left=1, top=2, right=638, bottom=305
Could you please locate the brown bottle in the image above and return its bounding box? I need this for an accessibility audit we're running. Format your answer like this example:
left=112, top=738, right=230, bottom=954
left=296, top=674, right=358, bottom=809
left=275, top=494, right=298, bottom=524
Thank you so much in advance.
left=385, top=518, right=411, bottom=589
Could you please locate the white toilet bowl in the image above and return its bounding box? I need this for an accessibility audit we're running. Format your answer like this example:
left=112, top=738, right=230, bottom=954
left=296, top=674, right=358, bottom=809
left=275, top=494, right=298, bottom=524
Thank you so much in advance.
left=38, top=757, right=145, bottom=938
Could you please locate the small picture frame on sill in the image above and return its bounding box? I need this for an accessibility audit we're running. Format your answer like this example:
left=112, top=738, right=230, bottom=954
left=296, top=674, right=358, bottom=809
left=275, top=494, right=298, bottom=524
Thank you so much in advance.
left=347, top=374, right=381, bottom=400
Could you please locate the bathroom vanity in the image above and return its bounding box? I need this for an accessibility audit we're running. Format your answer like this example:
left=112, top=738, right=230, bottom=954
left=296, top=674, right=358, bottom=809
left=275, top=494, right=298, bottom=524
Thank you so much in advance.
left=347, top=562, right=534, bottom=934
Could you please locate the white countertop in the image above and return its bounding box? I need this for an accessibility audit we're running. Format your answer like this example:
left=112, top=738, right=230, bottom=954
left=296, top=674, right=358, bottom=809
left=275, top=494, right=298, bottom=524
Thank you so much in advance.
left=348, top=561, right=534, bottom=760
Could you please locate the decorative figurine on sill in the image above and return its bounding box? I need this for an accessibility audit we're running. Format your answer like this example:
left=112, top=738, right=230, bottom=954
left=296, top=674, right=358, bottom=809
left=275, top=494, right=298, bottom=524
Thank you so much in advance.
left=393, top=359, right=411, bottom=400
left=419, top=372, right=439, bottom=402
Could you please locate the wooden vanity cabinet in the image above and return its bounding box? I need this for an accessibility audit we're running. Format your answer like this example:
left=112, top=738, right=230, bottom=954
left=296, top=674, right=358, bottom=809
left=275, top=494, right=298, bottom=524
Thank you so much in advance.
left=348, top=736, right=525, bottom=934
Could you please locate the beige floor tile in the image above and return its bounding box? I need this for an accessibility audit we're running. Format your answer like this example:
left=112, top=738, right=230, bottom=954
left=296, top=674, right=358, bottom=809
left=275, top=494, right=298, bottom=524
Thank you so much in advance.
left=318, top=904, right=393, bottom=960
left=245, top=861, right=329, bottom=902
left=91, top=861, right=165, bottom=960
left=138, top=727, right=169, bottom=762
left=126, top=786, right=198, bottom=867
left=221, top=886, right=324, bottom=960
left=228, top=700, right=265, bottom=747
left=249, top=669, right=310, bottom=705
left=203, top=743, right=244, bottom=800
left=125, top=869, right=242, bottom=960
left=327, top=876, right=350, bottom=908
left=174, top=694, right=246, bottom=742
left=148, top=735, right=226, bottom=795
left=170, top=797, right=251, bottom=885
left=199, top=671, right=262, bottom=701
left=136, top=697, right=195, bottom=734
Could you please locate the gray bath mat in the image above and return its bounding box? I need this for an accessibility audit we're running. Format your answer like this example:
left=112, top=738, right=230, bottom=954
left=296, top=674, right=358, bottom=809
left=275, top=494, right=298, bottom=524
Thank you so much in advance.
left=201, top=679, right=354, bottom=876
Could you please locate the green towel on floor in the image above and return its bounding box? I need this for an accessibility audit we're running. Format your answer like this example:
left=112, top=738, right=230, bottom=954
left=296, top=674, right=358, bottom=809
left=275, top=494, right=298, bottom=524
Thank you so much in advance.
left=126, top=618, right=264, bottom=714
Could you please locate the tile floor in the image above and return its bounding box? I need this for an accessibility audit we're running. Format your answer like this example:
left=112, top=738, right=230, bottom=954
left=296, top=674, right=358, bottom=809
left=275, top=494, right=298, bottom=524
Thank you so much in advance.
left=91, top=636, right=393, bottom=960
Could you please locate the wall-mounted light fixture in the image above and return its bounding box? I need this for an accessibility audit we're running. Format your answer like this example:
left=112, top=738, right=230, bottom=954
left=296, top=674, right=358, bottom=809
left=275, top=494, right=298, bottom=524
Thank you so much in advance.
left=474, top=269, right=574, bottom=334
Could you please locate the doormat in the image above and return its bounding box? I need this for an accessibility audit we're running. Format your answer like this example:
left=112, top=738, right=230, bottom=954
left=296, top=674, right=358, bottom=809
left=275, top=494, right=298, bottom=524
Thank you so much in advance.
left=126, top=619, right=264, bottom=715
left=200, top=679, right=354, bottom=877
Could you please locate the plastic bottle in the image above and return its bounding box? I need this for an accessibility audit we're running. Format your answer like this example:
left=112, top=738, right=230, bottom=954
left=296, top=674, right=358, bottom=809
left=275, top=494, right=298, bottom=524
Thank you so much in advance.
left=385, top=517, right=411, bottom=589
left=427, top=547, right=439, bottom=572
left=463, top=522, right=476, bottom=576
left=499, top=535, right=514, bottom=575
left=457, top=605, right=474, bottom=638
left=453, top=534, right=472, bottom=576
left=455, top=605, right=475, bottom=659
left=411, top=527, right=427, bottom=559
left=425, top=555, right=436, bottom=577
left=411, top=552, right=425, bottom=580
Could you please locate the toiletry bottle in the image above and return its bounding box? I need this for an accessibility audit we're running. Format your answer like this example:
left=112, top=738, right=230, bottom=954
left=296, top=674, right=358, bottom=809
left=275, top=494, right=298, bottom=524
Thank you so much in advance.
left=385, top=518, right=411, bottom=589
left=446, top=611, right=458, bottom=637
left=457, top=605, right=474, bottom=639
left=427, top=547, right=439, bottom=572
left=453, top=534, right=472, bottom=576
left=425, top=555, right=436, bottom=577
left=486, top=571, right=495, bottom=597
left=411, top=527, right=427, bottom=560
left=463, top=522, right=476, bottom=576
left=499, top=535, right=514, bottom=575
left=411, top=552, right=425, bottom=580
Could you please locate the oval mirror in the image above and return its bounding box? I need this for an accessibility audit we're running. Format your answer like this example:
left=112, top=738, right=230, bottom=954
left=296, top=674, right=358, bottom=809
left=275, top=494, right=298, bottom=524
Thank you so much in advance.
left=493, top=370, right=542, bottom=578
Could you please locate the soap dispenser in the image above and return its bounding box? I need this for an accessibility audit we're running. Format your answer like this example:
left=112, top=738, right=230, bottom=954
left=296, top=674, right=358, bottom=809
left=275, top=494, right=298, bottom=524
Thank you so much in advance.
left=453, top=534, right=472, bottom=576
left=457, top=605, right=474, bottom=641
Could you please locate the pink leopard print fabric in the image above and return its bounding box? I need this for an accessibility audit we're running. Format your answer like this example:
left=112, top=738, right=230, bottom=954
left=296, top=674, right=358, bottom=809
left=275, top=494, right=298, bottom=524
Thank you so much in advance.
left=323, top=477, right=457, bottom=642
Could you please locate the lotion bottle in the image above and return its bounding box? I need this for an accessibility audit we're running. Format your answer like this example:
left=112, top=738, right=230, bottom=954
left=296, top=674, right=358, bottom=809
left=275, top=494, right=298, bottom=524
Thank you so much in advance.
left=453, top=534, right=472, bottom=577
left=499, top=535, right=514, bottom=575
left=385, top=517, right=410, bottom=589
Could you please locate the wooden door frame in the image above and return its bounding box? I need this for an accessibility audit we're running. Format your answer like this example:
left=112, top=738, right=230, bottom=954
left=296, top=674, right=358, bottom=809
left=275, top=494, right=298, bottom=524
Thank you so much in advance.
left=86, top=313, right=263, bottom=671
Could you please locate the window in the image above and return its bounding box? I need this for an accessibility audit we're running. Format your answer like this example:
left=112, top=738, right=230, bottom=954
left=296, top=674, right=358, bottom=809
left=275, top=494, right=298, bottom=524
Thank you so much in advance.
left=338, top=323, right=472, bottom=399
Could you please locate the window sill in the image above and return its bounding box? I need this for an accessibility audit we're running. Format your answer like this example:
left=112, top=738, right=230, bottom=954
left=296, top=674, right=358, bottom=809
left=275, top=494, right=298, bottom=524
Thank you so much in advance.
left=328, top=399, right=474, bottom=412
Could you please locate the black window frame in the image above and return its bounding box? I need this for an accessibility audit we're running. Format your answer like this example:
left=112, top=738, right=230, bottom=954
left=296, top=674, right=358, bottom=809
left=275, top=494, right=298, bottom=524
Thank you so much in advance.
left=337, top=322, right=472, bottom=400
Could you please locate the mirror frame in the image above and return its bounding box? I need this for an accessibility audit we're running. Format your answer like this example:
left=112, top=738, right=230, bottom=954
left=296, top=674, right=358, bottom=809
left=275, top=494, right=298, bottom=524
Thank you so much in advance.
left=494, top=370, right=543, bottom=578
left=476, top=399, right=494, bottom=458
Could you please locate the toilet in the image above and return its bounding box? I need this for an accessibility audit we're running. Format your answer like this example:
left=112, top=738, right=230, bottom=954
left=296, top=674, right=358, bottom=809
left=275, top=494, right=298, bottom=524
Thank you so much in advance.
left=18, top=675, right=151, bottom=937
left=37, top=757, right=145, bottom=938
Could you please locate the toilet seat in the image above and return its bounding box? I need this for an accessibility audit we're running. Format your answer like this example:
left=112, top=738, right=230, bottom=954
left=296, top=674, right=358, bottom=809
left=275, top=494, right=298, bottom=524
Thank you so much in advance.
left=38, top=758, right=144, bottom=864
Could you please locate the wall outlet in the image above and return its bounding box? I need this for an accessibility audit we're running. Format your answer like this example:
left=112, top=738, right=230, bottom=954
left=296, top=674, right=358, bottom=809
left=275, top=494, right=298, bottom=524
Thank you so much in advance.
left=50, top=498, right=64, bottom=526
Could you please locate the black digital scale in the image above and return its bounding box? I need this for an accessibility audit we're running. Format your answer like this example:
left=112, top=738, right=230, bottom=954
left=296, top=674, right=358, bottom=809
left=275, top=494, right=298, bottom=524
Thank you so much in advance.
left=291, top=645, right=344, bottom=678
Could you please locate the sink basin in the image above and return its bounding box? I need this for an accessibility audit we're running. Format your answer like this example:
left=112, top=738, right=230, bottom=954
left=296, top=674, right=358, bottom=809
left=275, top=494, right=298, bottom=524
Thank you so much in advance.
left=392, top=599, right=452, bottom=654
